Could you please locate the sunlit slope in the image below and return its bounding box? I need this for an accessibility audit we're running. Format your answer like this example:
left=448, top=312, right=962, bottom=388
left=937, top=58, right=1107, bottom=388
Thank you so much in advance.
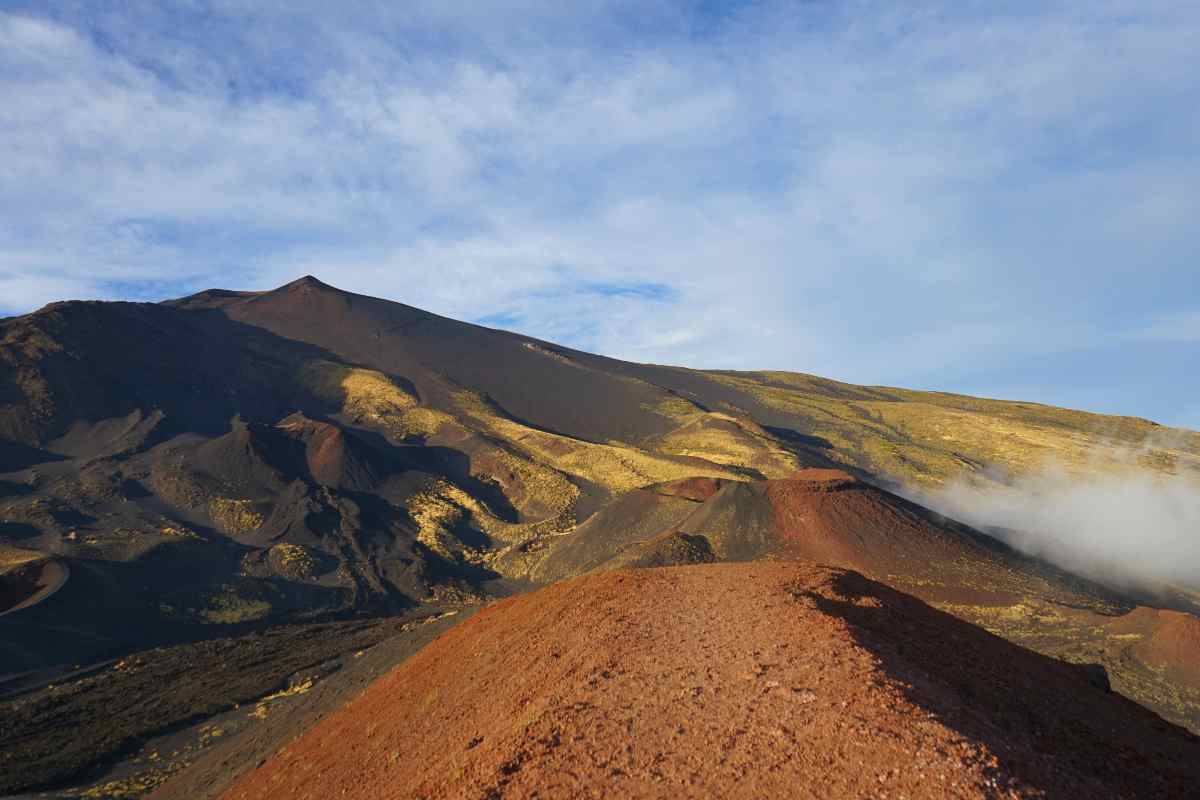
left=613, top=367, right=1200, bottom=488
left=178, top=276, right=1200, bottom=492
left=3, top=275, right=1199, bottom=675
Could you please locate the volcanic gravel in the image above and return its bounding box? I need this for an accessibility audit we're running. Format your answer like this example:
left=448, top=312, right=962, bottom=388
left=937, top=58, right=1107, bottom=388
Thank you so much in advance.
left=224, top=562, right=1199, bottom=799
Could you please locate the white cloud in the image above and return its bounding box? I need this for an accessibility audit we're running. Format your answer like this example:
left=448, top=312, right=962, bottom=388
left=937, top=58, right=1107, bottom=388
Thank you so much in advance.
left=1, top=2, right=1198, bottom=421
left=910, top=452, right=1200, bottom=595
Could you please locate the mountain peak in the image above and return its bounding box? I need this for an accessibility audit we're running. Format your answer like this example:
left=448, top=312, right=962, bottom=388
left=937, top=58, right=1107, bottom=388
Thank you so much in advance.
left=280, top=274, right=338, bottom=292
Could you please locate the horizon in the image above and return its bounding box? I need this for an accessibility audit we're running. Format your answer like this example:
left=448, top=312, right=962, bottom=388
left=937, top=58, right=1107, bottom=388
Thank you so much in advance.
left=3, top=2, right=1198, bottom=429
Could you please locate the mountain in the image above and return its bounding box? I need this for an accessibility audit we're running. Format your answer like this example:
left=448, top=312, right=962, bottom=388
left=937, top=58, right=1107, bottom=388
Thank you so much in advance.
left=221, top=563, right=1200, bottom=800
left=3, top=276, right=1200, bottom=796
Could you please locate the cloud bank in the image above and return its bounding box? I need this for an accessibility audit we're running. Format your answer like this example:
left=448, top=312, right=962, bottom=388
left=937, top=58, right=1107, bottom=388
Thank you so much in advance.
left=912, top=457, right=1200, bottom=597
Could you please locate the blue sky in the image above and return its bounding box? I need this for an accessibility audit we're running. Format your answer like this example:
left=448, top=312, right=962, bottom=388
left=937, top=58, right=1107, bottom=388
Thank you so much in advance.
left=2, top=1, right=1198, bottom=429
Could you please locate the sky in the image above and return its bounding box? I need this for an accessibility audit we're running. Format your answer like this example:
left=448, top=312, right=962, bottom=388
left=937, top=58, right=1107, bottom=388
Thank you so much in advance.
left=2, top=1, right=1198, bottom=429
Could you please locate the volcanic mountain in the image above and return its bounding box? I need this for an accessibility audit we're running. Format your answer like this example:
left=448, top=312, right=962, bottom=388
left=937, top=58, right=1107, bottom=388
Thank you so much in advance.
left=3, top=276, right=1200, bottom=797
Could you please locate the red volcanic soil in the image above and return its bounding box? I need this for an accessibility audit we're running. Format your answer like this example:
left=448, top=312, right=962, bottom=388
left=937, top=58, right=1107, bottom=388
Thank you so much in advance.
left=223, top=563, right=1199, bottom=800
left=275, top=413, right=379, bottom=490
left=748, top=469, right=1095, bottom=606
left=784, top=467, right=862, bottom=485
left=766, top=469, right=876, bottom=565
left=1108, top=607, right=1200, bottom=685
left=766, top=468, right=963, bottom=567
left=653, top=476, right=728, bottom=502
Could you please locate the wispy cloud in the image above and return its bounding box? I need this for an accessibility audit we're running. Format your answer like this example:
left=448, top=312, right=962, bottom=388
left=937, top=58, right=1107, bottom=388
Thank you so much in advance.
left=2, top=2, right=1198, bottom=424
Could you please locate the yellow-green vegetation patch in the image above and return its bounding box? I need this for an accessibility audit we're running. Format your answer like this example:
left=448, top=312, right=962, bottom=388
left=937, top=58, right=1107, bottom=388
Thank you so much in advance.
left=196, top=585, right=272, bottom=624
left=404, top=471, right=577, bottom=580
left=656, top=412, right=800, bottom=478
left=389, top=406, right=457, bottom=439
left=269, top=543, right=318, bottom=579
left=707, top=370, right=1200, bottom=487
left=159, top=522, right=202, bottom=540
left=468, top=440, right=580, bottom=525
left=642, top=395, right=705, bottom=423
left=407, top=479, right=489, bottom=560
left=299, top=359, right=456, bottom=441
left=451, top=389, right=749, bottom=495
left=198, top=723, right=225, bottom=745
left=0, top=544, right=43, bottom=574
left=1106, top=656, right=1200, bottom=731
left=79, top=770, right=176, bottom=799
left=248, top=677, right=315, bottom=719
left=935, top=601, right=1070, bottom=628
left=207, top=497, right=264, bottom=535
left=300, top=359, right=416, bottom=414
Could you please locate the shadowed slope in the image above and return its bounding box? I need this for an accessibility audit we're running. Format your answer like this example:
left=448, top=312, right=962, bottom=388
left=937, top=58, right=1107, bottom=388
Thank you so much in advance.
left=222, top=562, right=1200, bottom=800
left=169, top=276, right=686, bottom=446
left=0, top=556, right=68, bottom=615
left=0, top=300, right=322, bottom=449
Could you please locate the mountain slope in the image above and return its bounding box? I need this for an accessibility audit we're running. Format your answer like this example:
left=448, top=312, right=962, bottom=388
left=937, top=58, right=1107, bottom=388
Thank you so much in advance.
left=220, top=562, right=1200, bottom=800
left=1, top=277, right=1197, bottom=668
left=2, top=275, right=1200, bottom=793
left=169, top=277, right=1200, bottom=489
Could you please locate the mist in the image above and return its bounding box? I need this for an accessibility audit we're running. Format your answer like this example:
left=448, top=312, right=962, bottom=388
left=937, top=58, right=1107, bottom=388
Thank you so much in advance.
left=907, top=460, right=1200, bottom=597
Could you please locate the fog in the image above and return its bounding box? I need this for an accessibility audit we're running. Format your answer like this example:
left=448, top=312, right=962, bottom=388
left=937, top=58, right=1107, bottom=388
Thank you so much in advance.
left=907, top=456, right=1200, bottom=596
